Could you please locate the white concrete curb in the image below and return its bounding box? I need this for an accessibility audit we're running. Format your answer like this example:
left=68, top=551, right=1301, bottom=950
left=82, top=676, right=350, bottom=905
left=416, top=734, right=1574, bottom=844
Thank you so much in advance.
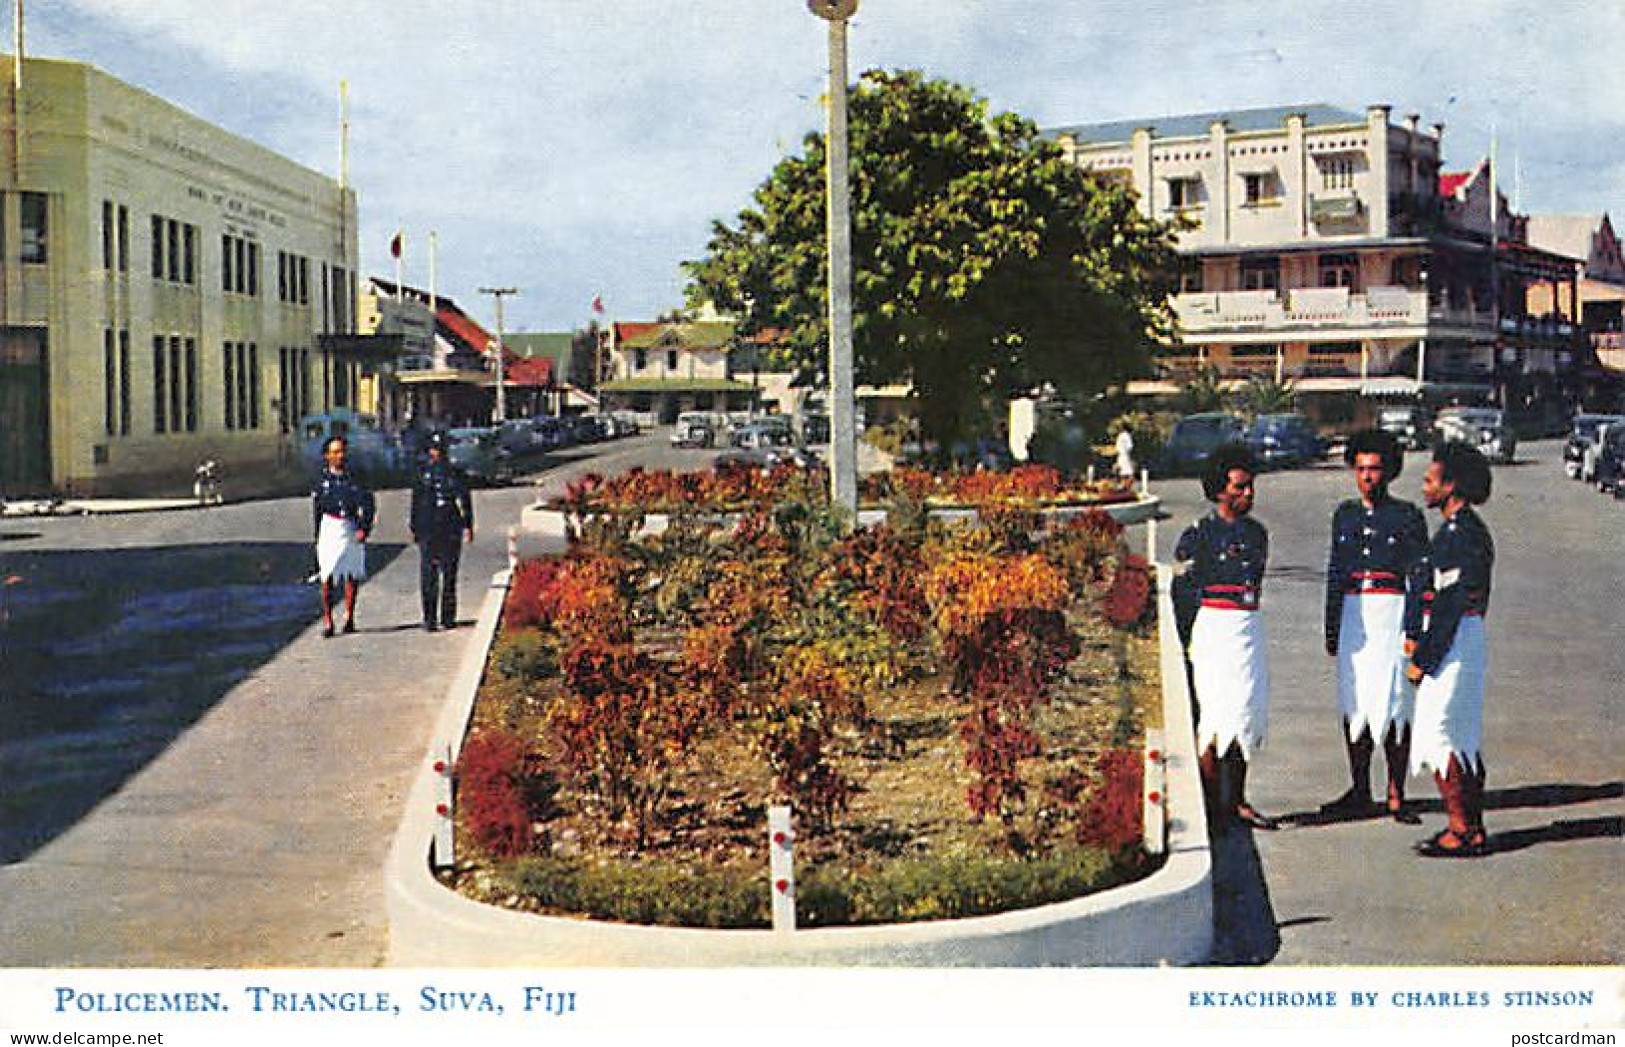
left=384, top=559, right=1211, bottom=967
left=519, top=493, right=1163, bottom=541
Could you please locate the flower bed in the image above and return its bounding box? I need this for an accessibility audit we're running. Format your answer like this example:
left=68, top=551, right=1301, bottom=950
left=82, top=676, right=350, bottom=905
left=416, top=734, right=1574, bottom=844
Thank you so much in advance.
left=446, top=493, right=1162, bottom=929
left=551, top=462, right=1138, bottom=517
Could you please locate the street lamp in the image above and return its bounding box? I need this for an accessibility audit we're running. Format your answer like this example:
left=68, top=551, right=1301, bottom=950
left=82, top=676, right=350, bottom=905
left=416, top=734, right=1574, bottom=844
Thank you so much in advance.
left=479, top=286, right=517, bottom=423
left=808, top=0, right=858, bottom=517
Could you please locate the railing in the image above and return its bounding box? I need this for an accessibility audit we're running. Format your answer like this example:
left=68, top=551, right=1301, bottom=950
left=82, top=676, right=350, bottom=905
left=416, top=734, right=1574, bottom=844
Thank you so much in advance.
left=1172, top=286, right=1431, bottom=333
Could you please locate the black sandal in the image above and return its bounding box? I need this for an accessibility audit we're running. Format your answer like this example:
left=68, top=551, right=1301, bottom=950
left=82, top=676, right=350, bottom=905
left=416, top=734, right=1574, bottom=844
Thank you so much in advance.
left=1415, top=828, right=1485, bottom=858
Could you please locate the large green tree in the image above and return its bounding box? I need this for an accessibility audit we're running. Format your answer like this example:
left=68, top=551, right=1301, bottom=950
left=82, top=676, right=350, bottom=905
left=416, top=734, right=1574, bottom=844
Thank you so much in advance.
left=685, top=69, right=1185, bottom=448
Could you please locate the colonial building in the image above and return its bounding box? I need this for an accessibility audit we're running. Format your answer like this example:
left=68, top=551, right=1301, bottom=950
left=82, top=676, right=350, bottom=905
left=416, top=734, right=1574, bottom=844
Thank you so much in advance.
left=1, top=55, right=359, bottom=496
left=598, top=320, right=760, bottom=424
left=1050, top=104, right=1580, bottom=425
left=1523, top=213, right=1625, bottom=408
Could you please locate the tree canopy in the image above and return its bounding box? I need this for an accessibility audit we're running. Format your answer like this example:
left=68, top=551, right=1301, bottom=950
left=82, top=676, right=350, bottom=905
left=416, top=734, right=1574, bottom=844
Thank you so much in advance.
left=684, top=69, right=1186, bottom=447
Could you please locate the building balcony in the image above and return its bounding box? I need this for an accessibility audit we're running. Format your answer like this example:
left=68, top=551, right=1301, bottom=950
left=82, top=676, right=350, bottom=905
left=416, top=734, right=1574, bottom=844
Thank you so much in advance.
left=1172, top=287, right=1503, bottom=338
left=1499, top=315, right=1576, bottom=340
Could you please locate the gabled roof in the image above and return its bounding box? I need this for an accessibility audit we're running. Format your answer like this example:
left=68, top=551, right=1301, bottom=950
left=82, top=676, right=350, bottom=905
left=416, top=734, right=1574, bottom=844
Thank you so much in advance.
left=1524, top=214, right=1610, bottom=263
left=505, top=332, right=575, bottom=361
left=1050, top=103, right=1367, bottom=145
left=619, top=320, right=737, bottom=350
left=368, top=276, right=494, bottom=357
left=503, top=356, right=554, bottom=387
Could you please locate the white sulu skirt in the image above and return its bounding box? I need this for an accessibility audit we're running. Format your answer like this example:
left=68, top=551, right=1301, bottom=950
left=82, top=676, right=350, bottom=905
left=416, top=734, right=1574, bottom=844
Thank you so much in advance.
left=1409, top=615, right=1487, bottom=777
left=1337, top=593, right=1415, bottom=742
left=1191, top=605, right=1270, bottom=760
left=315, top=514, right=367, bottom=583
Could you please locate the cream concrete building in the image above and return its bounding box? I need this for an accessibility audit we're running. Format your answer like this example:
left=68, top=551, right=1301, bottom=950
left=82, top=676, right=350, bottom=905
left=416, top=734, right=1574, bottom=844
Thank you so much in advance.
left=1052, top=104, right=1579, bottom=423
left=1, top=55, right=359, bottom=496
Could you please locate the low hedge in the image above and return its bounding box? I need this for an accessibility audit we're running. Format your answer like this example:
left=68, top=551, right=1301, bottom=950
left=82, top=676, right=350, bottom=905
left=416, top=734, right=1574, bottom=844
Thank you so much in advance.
left=501, top=846, right=1149, bottom=929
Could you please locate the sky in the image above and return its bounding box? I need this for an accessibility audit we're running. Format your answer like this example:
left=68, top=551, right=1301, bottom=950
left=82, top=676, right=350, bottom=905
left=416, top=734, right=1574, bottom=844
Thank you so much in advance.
left=17, top=1, right=1625, bottom=334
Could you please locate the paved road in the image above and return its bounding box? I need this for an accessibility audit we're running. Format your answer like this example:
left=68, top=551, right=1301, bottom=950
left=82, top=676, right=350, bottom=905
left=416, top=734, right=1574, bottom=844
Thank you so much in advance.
left=0, top=434, right=673, bottom=966
left=1150, top=439, right=1624, bottom=965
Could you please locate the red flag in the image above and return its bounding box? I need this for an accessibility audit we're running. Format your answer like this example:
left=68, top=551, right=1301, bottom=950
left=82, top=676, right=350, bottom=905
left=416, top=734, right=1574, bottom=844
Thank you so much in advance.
left=389, top=231, right=402, bottom=259
left=591, top=294, right=605, bottom=315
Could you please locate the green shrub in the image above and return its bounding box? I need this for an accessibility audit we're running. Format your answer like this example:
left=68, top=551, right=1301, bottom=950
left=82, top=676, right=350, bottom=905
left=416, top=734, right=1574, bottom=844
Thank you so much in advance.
left=501, top=846, right=1139, bottom=928
left=491, top=629, right=555, bottom=680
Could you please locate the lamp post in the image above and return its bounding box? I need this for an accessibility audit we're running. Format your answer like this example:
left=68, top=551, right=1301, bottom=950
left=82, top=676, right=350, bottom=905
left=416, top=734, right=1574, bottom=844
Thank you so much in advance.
left=808, top=0, right=859, bottom=518
left=479, top=286, right=517, bottom=424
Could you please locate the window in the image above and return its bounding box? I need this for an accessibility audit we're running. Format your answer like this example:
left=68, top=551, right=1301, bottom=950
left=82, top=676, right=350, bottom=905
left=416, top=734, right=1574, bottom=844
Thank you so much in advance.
left=222, top=234, right=260, bottom=295
left=1167, top=177, right=1199, bottom=210
left=223, top=344, right=235, bottom=430
left=19, top=192, right=47, bottom=262
left=1320, top=156, right=1356, bottom=191
left=153, top=335, right=168, bottom=434
left=119, top=331, right=131, bottom=435
left=169, top=335, right=184, bottom=433
left=1241, top=257, right=1280, bottom=292
left=634, top=347, right=648, bottom=370
left=277, top=251, right=313, bottom=305
left=1242, top=173, right=1276, bottom=206
left=102, top=201, right=115, bottom=271
left=1319, top=252, right=1359, bottom=289
left=104, top=329, right=117, bottom=436
left=666, top=349, right=679, bottom=371
left=150, top=215, right=198, bottom=285
left=184, top=337, right=198, bottom=432
left=118, top=206, right=129, bottom=272
left=249, top=343, right=261, bottom=429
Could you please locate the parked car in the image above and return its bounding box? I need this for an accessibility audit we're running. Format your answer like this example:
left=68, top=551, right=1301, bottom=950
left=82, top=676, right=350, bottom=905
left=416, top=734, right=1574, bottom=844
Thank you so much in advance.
left=1563, top=413, right=1625, bottom=480
left=567, top=414, right=604, bottom=444
left=731, top=416, right=795, bottom=449
left=714, top=445, right=822, bottom=473
left=444, top=427, right=511, bottom=485
left=1160, top=412, right=1247, bottom=476
left=801, top=411, right=831, bottom=445
left=1594, top=424, right=1625, bottom=497
left=1244, top=413, right=1328, bottom=469
left=1377, top=405, right=1433, bottom=451
left=496, top=418, right=542, bottom=457
left=670, top=411, right=724, bottom=448
left=610, top=411, right=642, bottom=436
left=292, top=409, right=400, bottom=481
left=1433, top=406, right=1516, bottom=463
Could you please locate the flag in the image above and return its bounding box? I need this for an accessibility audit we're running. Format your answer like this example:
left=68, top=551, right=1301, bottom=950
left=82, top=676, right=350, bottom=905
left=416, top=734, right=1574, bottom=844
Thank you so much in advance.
left=591, top=294, right=605, bottom=315
left=389, top=231, right=403, bottom=259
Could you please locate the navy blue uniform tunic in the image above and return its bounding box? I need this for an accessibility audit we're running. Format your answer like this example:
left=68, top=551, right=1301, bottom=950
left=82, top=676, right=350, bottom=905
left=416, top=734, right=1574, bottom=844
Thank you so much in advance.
left=311, top=470, right=376, bottom=538
left=1175, top=512, right=1269, bottom=611
left=1413, top=505, right=1494, bottom=678
left=1324, top=495, right=1430, bottom=655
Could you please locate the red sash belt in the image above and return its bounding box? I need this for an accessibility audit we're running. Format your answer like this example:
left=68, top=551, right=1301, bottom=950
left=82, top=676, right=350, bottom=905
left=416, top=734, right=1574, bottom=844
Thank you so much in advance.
left=1202, top=584, right=1259, bottom=611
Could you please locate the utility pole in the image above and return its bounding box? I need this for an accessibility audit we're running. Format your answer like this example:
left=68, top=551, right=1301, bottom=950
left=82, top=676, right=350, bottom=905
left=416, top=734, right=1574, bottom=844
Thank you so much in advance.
left=480, top=286, right=516, bottom=424
left=807, top=0, right=859, bottom=518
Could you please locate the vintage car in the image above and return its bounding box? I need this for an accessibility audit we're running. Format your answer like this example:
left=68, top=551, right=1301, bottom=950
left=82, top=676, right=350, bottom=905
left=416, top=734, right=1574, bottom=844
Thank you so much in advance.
left=1433, top=406, right=1516, bottom=464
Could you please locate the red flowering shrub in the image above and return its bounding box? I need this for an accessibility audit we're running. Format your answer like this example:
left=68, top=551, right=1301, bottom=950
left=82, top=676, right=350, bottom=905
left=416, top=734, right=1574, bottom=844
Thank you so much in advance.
left=1101, top=553, right=1153, bottom=630
left=819, top=524, right=928, bottom=640
left=1078, top=748, right=1144, bottom=852
left=457, top=730, right=534, bottom=859
left=505, top=557, right=567, bottom=630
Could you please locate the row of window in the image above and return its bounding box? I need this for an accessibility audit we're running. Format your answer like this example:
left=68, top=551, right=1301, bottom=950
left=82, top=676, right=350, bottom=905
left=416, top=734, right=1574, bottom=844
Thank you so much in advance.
left=103, top=329, right=329, bottom=438
left=152, top=214, right=199, bottom=285
left=1163, top=161, right=1361, bottom=212
left=222, top=233, right=261, bottom=297
left=278, top=251, right=312, bottom=306
left=1181, top=253, right=1412, bottom=294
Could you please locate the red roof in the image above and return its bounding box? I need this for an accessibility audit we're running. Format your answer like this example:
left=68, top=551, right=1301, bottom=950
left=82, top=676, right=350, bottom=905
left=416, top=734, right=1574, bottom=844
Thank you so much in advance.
left=613, top=321, right=662, bottom=344
left=504, top=356, right=554, bottom=387
left=437, top=303, right=495, bottom=357
left=1439, top=171, right=1472, bottom=198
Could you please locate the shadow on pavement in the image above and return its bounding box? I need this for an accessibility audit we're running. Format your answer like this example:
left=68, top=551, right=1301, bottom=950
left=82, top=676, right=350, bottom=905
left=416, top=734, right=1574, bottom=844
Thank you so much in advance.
left=1208, top=824, right=1284, bottom=965
left=1279, top=781, right=1623, bottom=829
left=1484, top=816, right=1624, bottom=856
left=0, top=541, right=406, bottom=864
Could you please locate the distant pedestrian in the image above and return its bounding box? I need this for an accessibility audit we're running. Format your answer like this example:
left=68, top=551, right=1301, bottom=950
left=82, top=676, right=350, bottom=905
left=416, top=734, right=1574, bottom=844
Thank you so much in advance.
left=1321, top=429, right=1430, bottom=824
left=1406, top=442, right=1495, bottom=858
left=1176, top=443, right=1277, bottom=831
left=1114, top=427, right=1136, bottom=480
left=311, top=436, right=375, bottom=638
left=411, top=432, right=474, bottom=632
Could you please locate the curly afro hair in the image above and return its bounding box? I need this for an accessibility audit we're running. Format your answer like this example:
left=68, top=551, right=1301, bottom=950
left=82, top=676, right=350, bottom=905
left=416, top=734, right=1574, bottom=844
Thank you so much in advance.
left=1433, top=441, right=1492, bottom=505
left=1344, top=428, right=1404, bottom=478
left=1201, top=442, right=1260, bottom=501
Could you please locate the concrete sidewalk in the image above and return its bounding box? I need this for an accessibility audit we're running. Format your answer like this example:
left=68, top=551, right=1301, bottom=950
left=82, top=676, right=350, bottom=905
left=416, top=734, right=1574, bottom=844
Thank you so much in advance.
left=0, top=439, right=663, bottom=967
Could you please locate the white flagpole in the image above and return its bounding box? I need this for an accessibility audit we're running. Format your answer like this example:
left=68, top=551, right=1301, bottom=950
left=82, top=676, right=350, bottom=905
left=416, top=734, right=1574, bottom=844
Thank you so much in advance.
left=429, top=231, right=438, bottom=315
left=13, top=0, right=25, bottom=182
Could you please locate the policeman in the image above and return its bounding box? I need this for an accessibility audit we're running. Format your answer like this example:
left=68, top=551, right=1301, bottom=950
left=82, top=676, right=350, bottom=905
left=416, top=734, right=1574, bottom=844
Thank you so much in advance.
left=1322, top=429, right=1430, bottom=823
left=1175, top=443, right=1277, bottom=831
left=311, top=435, right=376, bottom=638
left=1406, top=442, right=1495, bottom=858
left=410, top=432, right=474, bottom=632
